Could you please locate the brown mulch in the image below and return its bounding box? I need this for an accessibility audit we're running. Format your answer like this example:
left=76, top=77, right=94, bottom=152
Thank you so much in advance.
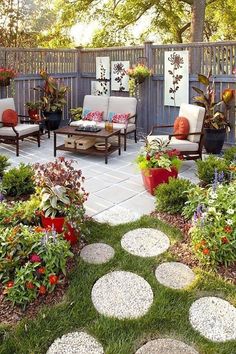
left=151, top=211, right=236, bottom=285
left=0, top=240, right=86, bottom=326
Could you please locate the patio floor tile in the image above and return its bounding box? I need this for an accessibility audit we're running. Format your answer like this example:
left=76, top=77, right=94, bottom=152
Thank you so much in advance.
left=95, top=185, right=138, bottom=204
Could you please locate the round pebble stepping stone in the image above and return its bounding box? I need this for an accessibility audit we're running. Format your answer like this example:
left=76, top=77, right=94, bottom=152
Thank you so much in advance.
left=91, top=271, right=153, bottom=319
left=155, top=262, right=196, bottom=289
left=121, top=228, right=170, bottom=257
left=80, top=243, right=115, bottom=264
left=94, top=205, right=141, bottom=225
left=47, top=331, right=104, bottom=354
left=189, top=297, right=236, bottom=342
left=135, top=339, right=199, bottom=354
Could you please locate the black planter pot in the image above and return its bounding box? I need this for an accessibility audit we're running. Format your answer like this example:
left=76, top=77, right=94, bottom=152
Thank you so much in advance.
left=204, top=128, right=226, bottom=154
left=43, top=110, right=62, bottom=130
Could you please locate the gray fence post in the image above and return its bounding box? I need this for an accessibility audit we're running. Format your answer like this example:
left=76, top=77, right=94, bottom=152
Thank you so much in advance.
left=75, top=46, right=83, bottom=107
left=144, top=41, right=154, bottom=134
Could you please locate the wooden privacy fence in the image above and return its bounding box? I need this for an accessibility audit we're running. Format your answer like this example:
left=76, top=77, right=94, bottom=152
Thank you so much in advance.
left=0, top=41, right=235, bottom=144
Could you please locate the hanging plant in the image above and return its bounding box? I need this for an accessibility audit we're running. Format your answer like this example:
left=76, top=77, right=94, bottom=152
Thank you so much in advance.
left=0, top=67, right=17, bottom=87
left=126, top=64, right=152, bottom=97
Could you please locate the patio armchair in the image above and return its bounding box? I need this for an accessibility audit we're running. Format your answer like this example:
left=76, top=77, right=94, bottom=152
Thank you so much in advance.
left=147, top=103, right=206, bottom=160
left=0, top=98, right=40, bottom=156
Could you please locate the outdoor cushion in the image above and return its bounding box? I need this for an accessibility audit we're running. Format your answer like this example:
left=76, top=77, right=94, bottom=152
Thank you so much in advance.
left=0, top=124, right=39, bottom=137
left=0, top=98, right=16, bottom=122
left=109, top=112, right=131, bottom=124
left=179, top=103, right=205, bottom=143
left=2, top=109, right=18, bottom=127
left=82, top=110, right=103, bottom=122
left=147, top=135, right=199, bottom=152
left=173, top=116, right=190, bottom=140
left=108, top=97, right=137, bottom=123
left=83, top=95, right=109, bottom=122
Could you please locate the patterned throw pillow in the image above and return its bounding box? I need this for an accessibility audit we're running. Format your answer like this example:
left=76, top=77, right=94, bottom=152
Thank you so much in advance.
left=82, top=110, right=103, bottom=122
left=2, top=109, right=18, bottom=127
left=109, top=112, right=130, bottom=124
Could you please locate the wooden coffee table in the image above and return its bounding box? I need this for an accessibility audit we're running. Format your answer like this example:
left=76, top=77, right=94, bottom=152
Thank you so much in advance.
left=54, top=126, right=121, bottom=164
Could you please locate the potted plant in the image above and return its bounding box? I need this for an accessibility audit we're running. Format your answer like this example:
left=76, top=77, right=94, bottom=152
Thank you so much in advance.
left=34, top=69, right=69, bottom=130
left=136, top=139, right=182, bottom=195
left=0, top=67, right=17, bottom=86
left=34, top=158, right=88, bottom=245
left=192, top=72, right=234, bottom=154
left=69, top=107, right=83, bottom=121
left=126, top=63, right=152, bottom=97
left=25, top=101, right=42, bottom=120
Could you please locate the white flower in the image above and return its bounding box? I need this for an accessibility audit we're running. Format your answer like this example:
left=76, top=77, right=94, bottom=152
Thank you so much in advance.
left=227, top=209, right=234, bottom=215
left=218, top=184, right=223, bottom=189
left=208, top=207, right=216, bottom=213
left=226, top=219, right=233, bottom=225
left=209, top=192, right=217, bottom=199
left=208, top=199, right=214, bottom=204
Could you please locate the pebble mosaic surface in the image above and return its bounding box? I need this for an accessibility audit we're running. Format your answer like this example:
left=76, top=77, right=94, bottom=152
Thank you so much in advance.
left=121, top=228, right=170, bottom=257
left=155, top=262, right=196, bottom=289
left=91, top=271, right=153, bottom=319
left=135, top=338, right=199, bottom=354
left=80, top=243, right=115, bottom=264
left=189, top=297, right=236, bottom=342
left=46, top=331, right=104, bottom=354
left=94, top=205, right=140, bottom=225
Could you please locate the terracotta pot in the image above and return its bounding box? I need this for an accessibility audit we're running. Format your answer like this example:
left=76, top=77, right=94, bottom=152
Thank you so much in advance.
left=141, top=167, right=178, bottom=195
left=41, top=214, right=78, bottom=245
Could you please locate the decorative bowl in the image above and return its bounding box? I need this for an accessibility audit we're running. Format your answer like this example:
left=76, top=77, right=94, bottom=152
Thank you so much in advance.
left=94, top=142, right=111, bottom=151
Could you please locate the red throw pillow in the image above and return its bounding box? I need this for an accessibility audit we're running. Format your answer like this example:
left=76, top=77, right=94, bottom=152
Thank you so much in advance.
left=83, top=111, right=103, bottom=122
left=2, top=109, right=18, bottom=127
left=173, top=116, right=190, bottom=140
left=112, top=113, right=130, bottom=124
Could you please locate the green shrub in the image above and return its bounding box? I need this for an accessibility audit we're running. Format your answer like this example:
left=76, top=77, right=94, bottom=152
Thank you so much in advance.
left=196, top=155, right=229, bottom=185
left=1, top=163, right=35, bottom=197
left=0, top=155, right=10, bottom=177
left=223, top=146, right=236, bottom=164
left=182, top=185, right=207, bottom=220
left=155, top=177, right=194, bottom=214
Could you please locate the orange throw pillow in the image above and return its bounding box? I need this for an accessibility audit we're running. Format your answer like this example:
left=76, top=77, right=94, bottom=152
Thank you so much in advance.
left=2, top=109, right=18, bottom=127
left=173, top=116, right=190, bottom=140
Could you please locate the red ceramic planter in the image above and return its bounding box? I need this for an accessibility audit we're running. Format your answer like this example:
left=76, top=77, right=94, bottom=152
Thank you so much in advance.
left=41, top=214, right=78, bottom=245
left=141, top=167, right=178, bottom=195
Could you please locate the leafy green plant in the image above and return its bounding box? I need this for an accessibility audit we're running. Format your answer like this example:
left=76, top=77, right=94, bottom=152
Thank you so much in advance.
left=1, top=163, right=35, bottom=197
left=25, top=101, right=42, bottom=110
left=190, top=181, right=236, bottom=266
left=196, top=155, right=229, bottom=185
left=0, top=225, right=73, bottom=306
left=70, top=107, right=83, bottom=121
left=136, top=139, right=182, bottom=172
left=155, top=178, right=194, bottom=214
left=223, top=146, right=236, bottom=163
left=40, top=182, right=70, bottom=218
left=182, top=185, right=207, bottom=220
left=0, top=155, right=10, bottom=177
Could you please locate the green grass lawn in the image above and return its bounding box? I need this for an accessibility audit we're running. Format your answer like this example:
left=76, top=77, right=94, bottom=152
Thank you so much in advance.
left=0, top=216, right=236, bottom=354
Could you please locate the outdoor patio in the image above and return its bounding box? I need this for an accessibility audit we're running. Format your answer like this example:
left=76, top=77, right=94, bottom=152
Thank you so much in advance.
left=0, top=135, right=198, bottom=221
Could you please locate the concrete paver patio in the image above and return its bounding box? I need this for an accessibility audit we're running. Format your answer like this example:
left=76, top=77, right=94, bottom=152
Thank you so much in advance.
left=0, top=135, right=198, bottom=218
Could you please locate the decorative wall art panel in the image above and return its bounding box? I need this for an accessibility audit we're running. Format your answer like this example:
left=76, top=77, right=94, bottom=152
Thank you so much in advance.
left=91, top=81, right=110, bottom=96
left=111, top=61, right=129, bottom=92
left=164, top=51, right=189, bottom=107
left=96, top=57, right=110, bottom=80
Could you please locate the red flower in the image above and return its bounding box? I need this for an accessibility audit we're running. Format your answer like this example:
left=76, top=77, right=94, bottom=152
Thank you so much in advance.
left=224, top=226, right=233, bottom=233
left=49, top=274, right=58, bottom=285
left=146, top=153, right=151, bottom=161
left=38, top=267, right=46, bottom=274
left=6, top=280, right=14, bottom=288
left=202, top=248, right=210, bottom=255
left=26, top=281, right=34, bottom=290
left=30, top=253, right=42, bottom=263
left=38, top=285, right=46, bottom=295
left=221, top=236, right=229, bottom=244
left=200, top=240, right=206, bottom=246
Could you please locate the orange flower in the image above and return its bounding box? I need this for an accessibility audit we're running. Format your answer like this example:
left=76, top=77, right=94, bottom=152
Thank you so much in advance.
left=26, top=281, right=34, bottom=290
left=200, top=240, right=206, bottom=246
left=38, top=285, right=46, bottom=295
left=6, top=280, right=14, bottom=288
left=49, top=274, right=58, bottom=285
left=224, top=226, right=233, bottom=233
left=195, top=243, right=201, bottom=250
left=34, top=226, right=45, bottom=233
left=221, top=236, right=229, bottom=244
left=38, top=267, right=46, bottom=274
left=202, top=248, right=210, bottom=255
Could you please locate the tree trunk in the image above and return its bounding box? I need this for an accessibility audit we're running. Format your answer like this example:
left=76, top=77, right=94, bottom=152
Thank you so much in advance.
left=190, top=0, right=206, bottom=42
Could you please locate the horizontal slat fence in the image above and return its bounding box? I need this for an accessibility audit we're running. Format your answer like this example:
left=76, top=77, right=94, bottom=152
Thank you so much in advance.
left=0, top=41, right=235, bottom=144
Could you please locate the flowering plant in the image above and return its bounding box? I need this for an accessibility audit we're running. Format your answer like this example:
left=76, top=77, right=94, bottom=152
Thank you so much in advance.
left=0, top=225, right=73, bottom=306
left=0, top=67, right=17, bottom=81
left=136, top=139, right=182, bottom=172
left=188, top=178, right=236, bottom=266
left=126, top=64, right=152, bottom=97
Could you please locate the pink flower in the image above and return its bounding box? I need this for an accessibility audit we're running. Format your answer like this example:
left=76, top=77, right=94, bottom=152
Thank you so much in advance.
left=30, top=253, right=42, bottom=263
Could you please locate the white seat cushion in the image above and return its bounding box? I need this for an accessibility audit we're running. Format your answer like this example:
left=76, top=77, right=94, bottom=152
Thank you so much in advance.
left=108, top=96, right=137, bottom=123
left=70, top=120, right=136, bottom=134
left=147, top=135, right=199, bottom=152
left=0, top=98, right=16, bottom=122
left=179, top=103, right=205, bottom=143
left=83, top=95, right=109, bottom=121
left=0, top=124, right=39, bottom=137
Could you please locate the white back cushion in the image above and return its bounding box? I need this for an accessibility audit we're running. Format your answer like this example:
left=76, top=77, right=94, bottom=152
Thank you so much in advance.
left=108, top=96, right=137, bottom=123
left=0, top=98, right=16, bottom=122
left=179, top=103, right=205, bottom=143
left=83, top=95, right=109, bottom=121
